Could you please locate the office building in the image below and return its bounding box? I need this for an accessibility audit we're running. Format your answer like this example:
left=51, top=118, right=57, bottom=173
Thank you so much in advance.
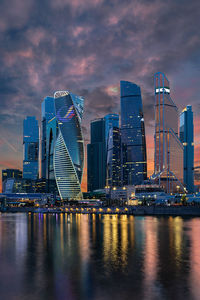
left=46, top=91, right=84, bottom=200
left=106, top=127, right=121, bottom=187
left=2, top=168, right=22, bottom=183
left=2, top=169, right=22, bottom=191
left=41, top=96, right=55, bottom=179
left=152, top=72, right=184, bottom=193
left=104, top=114, right=119, bottom=147
left=120, top=81, right=147, bottom=186
left=46, top=113, right=58, bottom=194
left=23, top=116, right=39, bottom=180
left=87, top=118, right=106, bottom=192
left=180, top=105, right=194, bottom=193
left=2, top=178, right=35, bottom=193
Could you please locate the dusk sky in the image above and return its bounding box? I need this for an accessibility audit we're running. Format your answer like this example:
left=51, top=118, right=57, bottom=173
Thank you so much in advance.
left=1, top=0, right=200, bottom=191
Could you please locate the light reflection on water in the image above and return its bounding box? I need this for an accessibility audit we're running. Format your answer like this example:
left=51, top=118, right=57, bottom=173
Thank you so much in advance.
left=0, top=213, right=200, bottom=300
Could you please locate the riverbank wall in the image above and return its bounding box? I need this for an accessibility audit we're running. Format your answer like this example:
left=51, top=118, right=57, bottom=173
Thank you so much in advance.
left=2, top=206, right=200, bottom=216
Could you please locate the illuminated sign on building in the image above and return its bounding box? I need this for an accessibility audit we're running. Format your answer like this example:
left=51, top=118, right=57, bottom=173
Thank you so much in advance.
left=57, top=105, right=75, bottom=122
left=155, top=87, right=170, bottom=94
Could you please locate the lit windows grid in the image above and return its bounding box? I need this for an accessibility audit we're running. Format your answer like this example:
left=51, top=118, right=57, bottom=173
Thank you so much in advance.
left=153, top=72, right=184, bottom=193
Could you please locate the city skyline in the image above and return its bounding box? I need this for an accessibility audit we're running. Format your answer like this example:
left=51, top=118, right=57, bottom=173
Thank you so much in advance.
left=1, top=75, right=200, bottom=192
left=0, top=0, right=200, bottom=191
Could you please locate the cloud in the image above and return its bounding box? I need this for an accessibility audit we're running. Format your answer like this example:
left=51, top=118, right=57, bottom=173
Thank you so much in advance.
left=0, top=0, right=200, bottom=190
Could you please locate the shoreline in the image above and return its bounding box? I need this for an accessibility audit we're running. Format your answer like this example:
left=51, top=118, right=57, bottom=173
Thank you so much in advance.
left=1, top=206, right=200, bottom=216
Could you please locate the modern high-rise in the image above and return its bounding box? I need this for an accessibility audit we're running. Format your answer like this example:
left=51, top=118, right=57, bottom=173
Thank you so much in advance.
left=180, top=105, right=194, bottom=193
left=106, top=127, right=121, bottom=187
left=46, top=91, right=84, bottom=200
left=87, top=118, right=106, bottom=192
left=120, top=81, right=147, bottom=186
left=104, top=114, right=119, bottom=147
left=23, top=116, right=39, bottom=180
left=41, top=96, right=55, bottom=179
left=152, top=72, right=184, bottom=193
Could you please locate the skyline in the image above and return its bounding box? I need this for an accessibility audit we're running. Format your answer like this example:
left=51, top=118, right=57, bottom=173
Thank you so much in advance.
left=1, top=0, right=200, bottom=191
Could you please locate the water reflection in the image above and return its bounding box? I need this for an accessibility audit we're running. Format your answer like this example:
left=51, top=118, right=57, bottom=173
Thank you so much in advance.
left=0, top=213, right=200, bottom=299
left=143, top=217, right=158, bottom=299
left=189, top=218, right=200, bottom=300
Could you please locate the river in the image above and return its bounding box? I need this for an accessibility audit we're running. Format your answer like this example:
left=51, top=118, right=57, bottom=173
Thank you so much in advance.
left=0, top=213, right=200, bottom=300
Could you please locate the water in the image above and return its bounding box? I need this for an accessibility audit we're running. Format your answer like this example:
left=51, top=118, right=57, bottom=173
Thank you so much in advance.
left=0, top=213, right=200, bottom=300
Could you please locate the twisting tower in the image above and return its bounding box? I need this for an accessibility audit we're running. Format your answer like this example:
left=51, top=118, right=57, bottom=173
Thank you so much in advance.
left=53, top=91, right=84, bottom=200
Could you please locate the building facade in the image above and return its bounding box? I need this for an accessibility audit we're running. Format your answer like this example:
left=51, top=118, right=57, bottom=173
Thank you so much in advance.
left=87, top=118, right=106, bottom=192
left=106, top=127, right=121, bottom=188
left=2, top=169, right=22, bottom=192
left=120, top=81, right=147, bottom=186
left=180, top=105, right=194, bottom=193
left=41, top=96, right=55, bottom=179
left=2, top=178, right=35, bottom=193
left=46, top=91, right=84, bottom=200
left=2, top=168, right=22, bottom=183
left=104, top=114, right=119, bottom=147
left=152, top=72, right=184, bottom=193
left=23, top=116, right=39, bottom=180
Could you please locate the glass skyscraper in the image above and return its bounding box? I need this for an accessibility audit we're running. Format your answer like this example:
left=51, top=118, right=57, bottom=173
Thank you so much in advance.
left=41, top=96, right=55, bottom=179
left=23, top=116, right=39, bottom=180
left=46, top=91, right=84, bottom=200
left=87, top=118, right=106, bottom=192
left=46, top=113, right=57, bottom=194
left=152, top=72, right=184, bottom=193
left=104, top=114, right=119, bottom=147
left=120, top=81, right=147, bottom=186
left=106, top=127, right=121, bottom=187
left=180, top=105, right=194, bottom=193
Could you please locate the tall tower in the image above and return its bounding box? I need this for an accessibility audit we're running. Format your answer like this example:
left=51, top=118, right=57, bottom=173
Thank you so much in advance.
left=107, top=127, right=121, bottom=188
left=104, top=114, right=119, bottom=147
left=51, top=91, right=84, bottom=200
left=180, top=105, right=194, bottom=193
left=120, top=81, right=147, bottom=186
left=23, top=116, right=39, bottom=180
left=152, top=72, right=184, bottom=193
left=87, top=118, right=106, bottom=192
left=41, top=96, right=55, bottom=179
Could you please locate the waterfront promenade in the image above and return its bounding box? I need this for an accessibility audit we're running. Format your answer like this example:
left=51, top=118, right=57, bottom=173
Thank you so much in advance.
left=2, top=205, right=200, bottom=216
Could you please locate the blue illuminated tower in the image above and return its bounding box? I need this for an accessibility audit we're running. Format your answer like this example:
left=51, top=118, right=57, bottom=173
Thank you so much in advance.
left=120, top=81, right=147, bottom=186
left=104, top=114, right=119, bottom=147
left=180, top=105, right=194, bottom=193
left=46, top=91, right=84, bottom=200
left=41, top=96, right=55, bottom=179
left=107, top=127, right=121, bottom=187
left=23, top=116, right=39, bottom=180
left=87, top=118, right=106, bottom=192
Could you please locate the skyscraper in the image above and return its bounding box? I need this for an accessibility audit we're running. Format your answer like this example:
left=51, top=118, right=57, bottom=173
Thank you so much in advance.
left=23, top=116, right=39, bottom=180
left=152, top=72, right=184, bottom=193
left=41, top=96, right=55, bottom=179
left=87, top=118, right=106, bottom=192
left=180, top=105, right=194, bottom=193
left=120, top=81, right=147, bottom=186
left=104, top=114, right=119, bottom=147
left=106, top=127, right=121, bottom=188
left=47, top=91, right=84, bottom=200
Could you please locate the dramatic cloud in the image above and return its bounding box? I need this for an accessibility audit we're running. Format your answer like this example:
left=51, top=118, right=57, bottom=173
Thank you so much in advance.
left=0, top=0, right=200, bottom=190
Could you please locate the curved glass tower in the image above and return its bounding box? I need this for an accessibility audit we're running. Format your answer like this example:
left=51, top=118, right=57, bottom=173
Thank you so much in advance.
left=152, top=72, right=184, bottom=193
left=52, top=91, right=84, bottom=200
